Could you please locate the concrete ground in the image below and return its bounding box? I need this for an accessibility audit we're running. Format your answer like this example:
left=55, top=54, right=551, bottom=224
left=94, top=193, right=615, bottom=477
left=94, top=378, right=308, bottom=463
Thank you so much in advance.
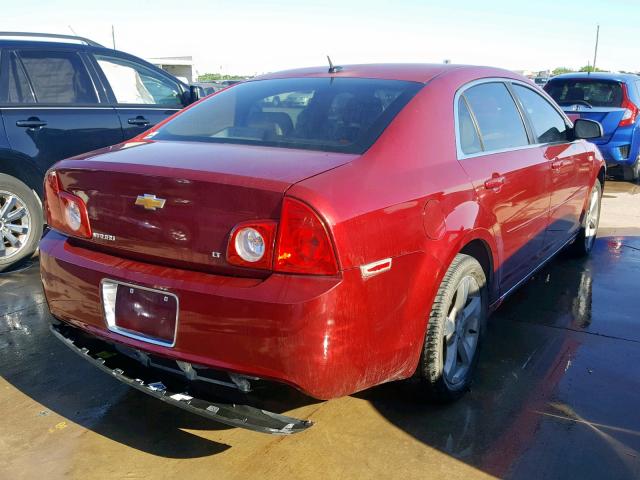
left=1, top=180, right=639, bottom=480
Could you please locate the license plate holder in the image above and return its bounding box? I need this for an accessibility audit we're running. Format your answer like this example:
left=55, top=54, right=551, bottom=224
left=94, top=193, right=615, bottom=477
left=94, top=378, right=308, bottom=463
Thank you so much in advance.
left=101, top=279, right=178, bottom=347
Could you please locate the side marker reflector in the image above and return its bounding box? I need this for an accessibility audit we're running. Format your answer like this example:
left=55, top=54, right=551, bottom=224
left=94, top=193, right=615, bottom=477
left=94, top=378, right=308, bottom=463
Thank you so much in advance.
left=360, top=258, right=392, bottom=279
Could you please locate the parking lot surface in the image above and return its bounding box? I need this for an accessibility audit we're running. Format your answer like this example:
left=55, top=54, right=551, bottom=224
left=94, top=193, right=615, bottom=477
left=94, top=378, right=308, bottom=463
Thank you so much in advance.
left=1, top=180, right=639, bottom=480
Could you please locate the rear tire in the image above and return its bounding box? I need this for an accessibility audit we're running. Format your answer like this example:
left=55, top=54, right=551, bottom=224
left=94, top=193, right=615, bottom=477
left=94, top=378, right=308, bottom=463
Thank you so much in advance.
left=0, top=174, right=43, bottom=272
left=623, top=160, right=640, bottom=182
left=569, top=180, right=602, bottom=257
left=419, top=254, right=488, bottom=403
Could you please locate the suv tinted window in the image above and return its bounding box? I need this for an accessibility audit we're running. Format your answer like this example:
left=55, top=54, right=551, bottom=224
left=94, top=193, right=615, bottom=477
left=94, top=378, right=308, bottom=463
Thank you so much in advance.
left=513, top=85, right=569, bottom=144
left=545, top=79, right=623, bottom=108
left=18, top=50, right=97, bottom=104
left=457, top=97, right=482, bottom=154
left=463, top=82, right=529, bottom=152
left=152, top=77, right=422, bottom=154
left=7, top=52, right=35, bottom=104
left=95, top=55, right=182, bottom=106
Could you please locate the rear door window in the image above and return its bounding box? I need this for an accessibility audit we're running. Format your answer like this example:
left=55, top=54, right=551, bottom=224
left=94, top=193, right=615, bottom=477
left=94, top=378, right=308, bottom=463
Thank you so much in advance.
left=545, top=80, right=623, bottom=108
left=17, top=50, right=98, bottom=104
left=5, top=52, right=36, bottom=104
left=512, top=84, right=570, bottom=144
left=462, top=82, right=529, bottom=152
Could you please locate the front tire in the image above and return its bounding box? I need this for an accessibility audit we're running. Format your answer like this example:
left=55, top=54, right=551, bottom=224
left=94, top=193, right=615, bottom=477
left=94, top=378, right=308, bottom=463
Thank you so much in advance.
left=569, top=180, right=602, bottom=257
left=419, top=254, right=488, bottom=402
left=0, top=174, right=43, bottom=272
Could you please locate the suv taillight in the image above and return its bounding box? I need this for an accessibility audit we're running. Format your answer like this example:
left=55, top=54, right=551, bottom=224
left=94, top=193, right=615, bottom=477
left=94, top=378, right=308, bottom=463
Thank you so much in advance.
left=44, top=171, right=92, bottom=239
left=274, top=197, right=338, bottom=275
left=619, top=83, right=638, bottom=127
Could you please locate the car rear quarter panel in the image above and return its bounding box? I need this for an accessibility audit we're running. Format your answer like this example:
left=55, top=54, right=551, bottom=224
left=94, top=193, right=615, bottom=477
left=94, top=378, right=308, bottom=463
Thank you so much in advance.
left=288, top=69, right=505, bottom=382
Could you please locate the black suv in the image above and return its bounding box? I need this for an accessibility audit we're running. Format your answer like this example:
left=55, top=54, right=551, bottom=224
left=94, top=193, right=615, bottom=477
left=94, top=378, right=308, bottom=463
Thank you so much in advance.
left=0, top=32, right=201, bottom=270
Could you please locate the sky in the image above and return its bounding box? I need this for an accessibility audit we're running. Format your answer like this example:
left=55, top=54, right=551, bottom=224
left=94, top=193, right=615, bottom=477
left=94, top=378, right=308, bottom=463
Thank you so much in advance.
left=2, top=0, right=639, bottom=76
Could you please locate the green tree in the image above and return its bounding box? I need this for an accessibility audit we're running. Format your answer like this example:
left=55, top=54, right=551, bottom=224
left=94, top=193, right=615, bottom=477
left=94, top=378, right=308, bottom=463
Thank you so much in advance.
left=197, top=73, right=247, bottom=82
left=579, top=65, right=606, bottom=73
left=552, top=67, right=573, bottom=76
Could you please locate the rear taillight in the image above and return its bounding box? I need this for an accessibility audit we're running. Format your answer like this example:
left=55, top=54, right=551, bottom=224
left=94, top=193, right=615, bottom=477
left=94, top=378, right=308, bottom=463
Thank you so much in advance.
left=44, top=171, right=92, bottom=239
left=226, top=198, right=339, bottom=275
left=274, top=197, right=338, bottom=275
left=226, top=221, right=276, bottom=270
left=619, top=83, right=638, bottom=127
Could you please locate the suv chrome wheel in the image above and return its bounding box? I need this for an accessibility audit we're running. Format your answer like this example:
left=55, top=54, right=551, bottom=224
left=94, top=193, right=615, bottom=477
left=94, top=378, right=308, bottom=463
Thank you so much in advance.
left=0, top=191, right=32, bottom=260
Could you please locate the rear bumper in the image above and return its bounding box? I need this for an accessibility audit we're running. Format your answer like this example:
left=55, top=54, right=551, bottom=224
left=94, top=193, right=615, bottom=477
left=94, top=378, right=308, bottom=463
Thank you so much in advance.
left=594, top=125, right=639, bottom=166
left=50, top=321, right=313, bottom=434
left=40, top=231, right=429, bottom=399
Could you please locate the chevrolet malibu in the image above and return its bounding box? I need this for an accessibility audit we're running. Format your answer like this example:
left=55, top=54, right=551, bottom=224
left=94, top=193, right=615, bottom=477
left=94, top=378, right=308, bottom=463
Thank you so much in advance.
left=40, top=64, right=605, bottom=434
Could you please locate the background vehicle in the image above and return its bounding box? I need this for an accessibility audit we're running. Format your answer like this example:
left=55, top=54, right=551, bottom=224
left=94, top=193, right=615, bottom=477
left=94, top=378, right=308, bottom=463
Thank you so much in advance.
left=544, top=72, right=640, bottom=180
left=0, top=32, right=201, bottom=270
left=40, top=65, right=605, bottom=432
left=533, top=76, right=548, bottom=87
left=192, top=82, right=222, bottom=96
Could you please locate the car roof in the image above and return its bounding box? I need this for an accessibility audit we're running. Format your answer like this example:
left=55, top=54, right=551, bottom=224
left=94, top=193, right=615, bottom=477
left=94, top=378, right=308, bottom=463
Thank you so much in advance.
left=548, top=72, right=640, bottom=83
left=254, top=63, right=519, bottom=84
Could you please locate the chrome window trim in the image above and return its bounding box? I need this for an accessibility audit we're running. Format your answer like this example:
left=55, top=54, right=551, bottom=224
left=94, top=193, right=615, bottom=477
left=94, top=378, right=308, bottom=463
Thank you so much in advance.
left=0, top=106, right=115, bottom=109
left=454, top=77, right=576, bottom=161
left=100, top=278, right=180, bottom=348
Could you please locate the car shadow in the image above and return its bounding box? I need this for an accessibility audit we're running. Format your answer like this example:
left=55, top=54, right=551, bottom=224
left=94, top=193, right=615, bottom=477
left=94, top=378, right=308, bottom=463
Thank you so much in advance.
left=2, top=231, right=639, bottom=472
left=359, top=232, right=640, bottom=479
left=0, top=260, right=320, bottom=458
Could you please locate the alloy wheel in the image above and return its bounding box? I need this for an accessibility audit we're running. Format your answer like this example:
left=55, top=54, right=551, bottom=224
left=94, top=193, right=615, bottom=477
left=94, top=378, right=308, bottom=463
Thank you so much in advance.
left=0, top=191, right=32, bottom=260
left=442, top=275, right=481, bottom=386
left=584, top=187, right=600, bottom=251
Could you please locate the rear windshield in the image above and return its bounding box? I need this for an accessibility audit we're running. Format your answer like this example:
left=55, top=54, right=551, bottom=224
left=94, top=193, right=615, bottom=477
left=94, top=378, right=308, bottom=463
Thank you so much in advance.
left=151, top=77, right=422, bottom=154
left=545, top=79, right=623, bottom=108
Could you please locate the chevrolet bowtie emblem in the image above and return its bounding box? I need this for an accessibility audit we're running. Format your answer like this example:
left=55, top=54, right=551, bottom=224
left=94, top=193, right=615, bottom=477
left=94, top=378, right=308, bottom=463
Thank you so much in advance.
left=135, top=194, right=166, bottom=211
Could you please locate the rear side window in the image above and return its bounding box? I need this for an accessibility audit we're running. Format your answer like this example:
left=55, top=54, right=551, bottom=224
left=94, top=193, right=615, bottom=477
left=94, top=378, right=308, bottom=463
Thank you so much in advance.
left=513, top=85, right=569, bottom=144
left=545, top=80, right=623, bottom=108
left=457, top=97, right=482, bottom=154
left=17, top=50, right=98, bottom=104
left=152, top=77, right=422, bottom=154
left=462, top=82, right=529, bottom=152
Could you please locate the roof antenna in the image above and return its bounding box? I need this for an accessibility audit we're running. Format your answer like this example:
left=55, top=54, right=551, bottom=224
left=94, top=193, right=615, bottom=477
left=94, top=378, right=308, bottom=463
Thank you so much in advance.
left=327, top=56, right=343, bottom=74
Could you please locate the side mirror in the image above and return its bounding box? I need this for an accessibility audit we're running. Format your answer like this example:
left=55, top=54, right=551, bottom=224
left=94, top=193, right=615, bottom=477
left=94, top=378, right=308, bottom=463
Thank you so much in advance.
left=189, top=85, right=206, bottom=104
left=574, top=118, right=603, bottom=140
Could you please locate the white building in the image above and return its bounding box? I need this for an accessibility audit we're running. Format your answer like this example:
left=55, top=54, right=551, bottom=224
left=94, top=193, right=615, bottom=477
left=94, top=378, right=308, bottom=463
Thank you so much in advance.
left=147, top=56, right=195, bottom=83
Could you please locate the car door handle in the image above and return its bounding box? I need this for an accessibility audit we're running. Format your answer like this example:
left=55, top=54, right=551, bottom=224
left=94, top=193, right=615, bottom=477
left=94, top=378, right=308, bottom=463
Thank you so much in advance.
left=484, top=175, right=506, bottom=190
left=128, top=116, right=151, bottom=127
left=16, top=118, right=47, bottom=129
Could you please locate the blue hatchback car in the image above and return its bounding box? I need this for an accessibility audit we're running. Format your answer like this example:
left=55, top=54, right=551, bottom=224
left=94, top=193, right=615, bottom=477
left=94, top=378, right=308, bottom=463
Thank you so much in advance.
left=545, top=72, right=640, bottom=181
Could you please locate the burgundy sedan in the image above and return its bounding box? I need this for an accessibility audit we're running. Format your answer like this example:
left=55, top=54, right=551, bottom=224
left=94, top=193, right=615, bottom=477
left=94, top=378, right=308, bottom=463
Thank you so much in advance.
left=40, top=64, right=604, bottom=434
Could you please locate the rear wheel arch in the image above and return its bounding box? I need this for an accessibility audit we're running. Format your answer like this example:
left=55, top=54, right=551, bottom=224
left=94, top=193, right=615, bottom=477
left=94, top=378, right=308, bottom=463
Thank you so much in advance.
left=597, top=166, right=606, bottom=188
left=0, top=152, right=45, bottom=200
left=440, top=231, right=498, bottom=303
left=459, top=239, right=494, bottom=290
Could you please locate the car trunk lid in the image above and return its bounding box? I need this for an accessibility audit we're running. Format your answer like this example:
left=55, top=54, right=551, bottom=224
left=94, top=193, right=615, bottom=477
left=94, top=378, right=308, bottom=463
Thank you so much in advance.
left=54, top=140, right=356, bottom=275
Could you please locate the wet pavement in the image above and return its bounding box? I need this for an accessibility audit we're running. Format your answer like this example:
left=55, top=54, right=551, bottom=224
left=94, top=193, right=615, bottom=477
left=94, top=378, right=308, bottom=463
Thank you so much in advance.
left=1, top=180, right=639, bottom=479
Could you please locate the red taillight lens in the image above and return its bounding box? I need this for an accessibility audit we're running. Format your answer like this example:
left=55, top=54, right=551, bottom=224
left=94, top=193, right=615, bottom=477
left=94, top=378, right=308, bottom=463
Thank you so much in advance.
left=619, top=84, right=638, bottom=127
left=227, top=221, right=276, bottom=270
left=44, top=171, right=92, bottom=239
left=275, top=197, right=338, bottom=275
